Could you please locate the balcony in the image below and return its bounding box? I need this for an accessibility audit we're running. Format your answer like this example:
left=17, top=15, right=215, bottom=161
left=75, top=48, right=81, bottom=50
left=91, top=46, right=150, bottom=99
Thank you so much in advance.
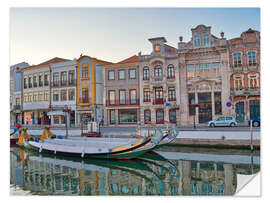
left=13, top=105, right=21, bottom=110
left=44, top=81, right=49, bottom=86
left=232, top=64, right=244, bottom=72
left=28, top=83, right=32, bottom=88
left=79, top=97, right=90, bottom=104
left=52, top=81, right=60, bottom=87
left=68, top=79, right=76, bottom=86
left=106, top=99, right=139, bottom=106
left=247, top=63, right=259, bottom=71
left=153, top=98, right=165, bottom=105
left=230, top=88, right=260, bottom=97
left=33, top=82, right=37, bottom=87
left=24, top=84, right=27, bottom=89
left=39, top=81, right=43, bottom=87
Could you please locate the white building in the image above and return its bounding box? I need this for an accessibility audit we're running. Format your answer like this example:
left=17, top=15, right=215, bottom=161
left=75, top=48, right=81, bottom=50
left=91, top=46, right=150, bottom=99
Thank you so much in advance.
left=49, top=59, right=77, bottom=126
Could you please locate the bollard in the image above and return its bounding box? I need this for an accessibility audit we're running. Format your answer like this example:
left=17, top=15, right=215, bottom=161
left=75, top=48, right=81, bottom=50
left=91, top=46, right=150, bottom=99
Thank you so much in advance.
left=250, top=120, right=253, bottom=151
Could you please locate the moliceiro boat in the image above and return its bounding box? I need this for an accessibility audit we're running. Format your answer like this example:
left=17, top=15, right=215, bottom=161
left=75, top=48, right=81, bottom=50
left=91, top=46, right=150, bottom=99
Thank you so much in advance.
left=18, top=127, right=166, bottom=159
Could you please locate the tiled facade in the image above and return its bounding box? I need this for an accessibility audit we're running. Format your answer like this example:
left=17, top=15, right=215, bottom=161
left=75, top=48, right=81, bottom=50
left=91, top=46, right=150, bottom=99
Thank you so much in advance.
left=228, top=29, right=260, bottom=122
left=104, top=55, right=140, bottom=126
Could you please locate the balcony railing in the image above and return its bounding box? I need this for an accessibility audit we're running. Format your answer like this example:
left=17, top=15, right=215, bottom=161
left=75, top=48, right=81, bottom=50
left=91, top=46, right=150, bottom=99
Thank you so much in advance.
left=153, top=98, right=165, bottom=105
left=52, top=80, right=76, bottom=87
left=44, top=81, right=49, bottom=86
left=230, top=88, right=260, bottom=97
left=247, top=63, right=259, bottom=71
left=106, top=99, right=139, bottom=106
left=33, top=82, right=37, bottom=87
left=39, top=81, right=43, bottom=87
left=24, top=84, right=27, bottom=89
left=152, top=75, right=163, bottom=81
left=28, top=83, right=32, bottom=88
left=13, top=105, right=21, bottom=110
left=68, top=79, right=76, bottom=85
left=79, top=97, right=90, bottom=104
left=52, top=81, right=59, bottom=87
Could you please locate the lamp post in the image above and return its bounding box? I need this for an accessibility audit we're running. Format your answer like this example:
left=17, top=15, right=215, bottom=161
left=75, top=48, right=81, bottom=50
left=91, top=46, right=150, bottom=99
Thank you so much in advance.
left=63, top=105, right=71, bottom=139
left=189, top=99, right=199, bottom=129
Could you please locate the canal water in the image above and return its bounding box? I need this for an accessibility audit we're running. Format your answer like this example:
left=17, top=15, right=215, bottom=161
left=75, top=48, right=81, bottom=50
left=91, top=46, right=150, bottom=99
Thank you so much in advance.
left=10, top=146, right=260, bottom=196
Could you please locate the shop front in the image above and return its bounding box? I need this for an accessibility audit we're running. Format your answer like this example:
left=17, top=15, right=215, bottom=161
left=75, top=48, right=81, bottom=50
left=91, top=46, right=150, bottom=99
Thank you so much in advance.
left=118, top=109, right=138, bottom=125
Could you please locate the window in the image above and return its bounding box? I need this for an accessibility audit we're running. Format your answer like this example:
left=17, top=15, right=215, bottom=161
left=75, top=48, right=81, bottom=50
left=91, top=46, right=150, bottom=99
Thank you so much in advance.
left=119, top=109, right=137, bottom=124
left=33, top=93, right=38, bottom=102
left=143, top=67, right=149, bottom=80
left=44, top=91, right=49, bottom=101
left=69, top=70, right=75, bottom=85
left=203, top=34, right=210, bottom=46
left=129, top=69, right=136, bottom=79
left=109, top=90, right=115, bottom=105
left=248, top=51, right=257, bottom=65
left=81, top=63, right=88, bottom=79
left=169, top=109, right=176, bottom=123
left=187, top=65, right=195, bottom=79
left=233, top=74, right=244, bottom=89
left=194, top=34, right=201, bottom=48
left=39, top=92, right=44, bottom=101
left=167, top=65, right=175, bottom=79
left=24, top=94, right=27, bottom=103
left=154, top=65, right=162, bottom=78
left=39, top=74, right=43, bottom=86
left=108, top=71, right=115, bottom=80
left=68, top=89, right=75, bottom=100
left=156, top=109, right=164, bottom=124
left=130, top=90, right=137, bottom=104
left=188, top=93, right=195, bottom=116
left=213, top=63, right=220, bottom=78
left=15, top=98, right=20, bottom=105
left=33, top=75, right=37, bottom=87
left=28, top=93, right=32, bottom=102
left=24, top=77, right=27, bottom=89
left=53, top=73, right=59, bottom=86
left=109, top=110, right=116, bottom=124
left=53, top=115, right=60, bottom=124
left=53, top=91, right=59, bottom=101
left=196, top=64, right=210, bottom=78
left=119, top=90, right=126, bottom=104
left=28, top=76, right=32, bottom=88
left=143, top=88, right=151, bottom=102
left=81, top=88, right=89, bottom=103
left=154, top=44, right=161, bottom=52
left=233, top=52, right=242, bottom=67
left=248, top=73, right=259, bottom=88
left=154, top=87, right=163, bottom=104
left=118, top=70, right=125, bottom=80
left=61, top=72, right=67, bottom=85
left=214, top=92, right=222, bottom=115
left=61, top=89, right=67, bottom=101
left=216, top=117, right=225, bottom=121
left=44, top=74, right=49, bottom=86
left=168, top=87, right=176, bottom=101
left=144, top=110, right=151, bottom=123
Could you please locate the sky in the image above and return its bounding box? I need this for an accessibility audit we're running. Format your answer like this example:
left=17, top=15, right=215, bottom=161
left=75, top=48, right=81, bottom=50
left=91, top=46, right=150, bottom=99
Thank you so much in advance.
left=10, top=8, right=260, bottom=66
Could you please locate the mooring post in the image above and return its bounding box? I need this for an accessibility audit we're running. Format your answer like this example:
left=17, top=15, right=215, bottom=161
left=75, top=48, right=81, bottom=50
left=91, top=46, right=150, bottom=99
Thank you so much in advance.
left=250, top=120, right=253, bottom=151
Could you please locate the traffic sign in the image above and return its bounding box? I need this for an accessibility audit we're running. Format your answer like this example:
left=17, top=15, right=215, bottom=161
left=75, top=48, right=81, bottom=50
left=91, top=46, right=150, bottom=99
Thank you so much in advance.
left=226, top=102, right=232, bottom=108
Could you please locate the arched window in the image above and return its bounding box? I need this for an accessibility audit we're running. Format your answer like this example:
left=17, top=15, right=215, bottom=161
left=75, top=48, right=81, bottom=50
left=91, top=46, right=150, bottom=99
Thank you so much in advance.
left=247, top=51, right=257, bottom=66
left=233, top=52, right=242, bottom=67
left=203, top=34, right=210, bottom=47
left=233, top=74, right=244, bottom=89
left=154, top=65, right=163, bottom=78
left=167, top=64, right=175, bottom=79
left=143, top=66, right=149, bottom=80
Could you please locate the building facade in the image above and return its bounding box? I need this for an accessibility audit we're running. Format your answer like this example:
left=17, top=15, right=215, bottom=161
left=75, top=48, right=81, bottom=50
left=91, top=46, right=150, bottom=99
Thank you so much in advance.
left=228, top=28, right=260, bottom=123
left=49, top=60, right=77, bottom=126
left=21, top=57, right=69, bottom=125
left=178, top=25, right=231, bottom=126
left=76, top=55, right=112, bottom=125
left=10, top=62, right=29, bottom=125
left=138, top=37, right=181, bottom=126
left=104, top=55, right=140, bottom=126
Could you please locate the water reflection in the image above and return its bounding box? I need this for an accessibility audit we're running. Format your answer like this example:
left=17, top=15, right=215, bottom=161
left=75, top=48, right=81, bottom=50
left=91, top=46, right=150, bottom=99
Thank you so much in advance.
left=10, top=147, right=259, bottom=196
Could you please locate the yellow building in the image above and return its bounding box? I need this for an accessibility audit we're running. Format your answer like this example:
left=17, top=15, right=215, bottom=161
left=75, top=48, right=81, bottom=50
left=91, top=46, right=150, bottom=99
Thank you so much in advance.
left=76, top=55, right=112, bottom=125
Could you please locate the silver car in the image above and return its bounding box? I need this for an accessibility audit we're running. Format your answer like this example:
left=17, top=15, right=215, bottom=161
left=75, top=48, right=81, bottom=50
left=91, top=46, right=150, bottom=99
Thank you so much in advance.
left=208, top=116, right=238, bottom=127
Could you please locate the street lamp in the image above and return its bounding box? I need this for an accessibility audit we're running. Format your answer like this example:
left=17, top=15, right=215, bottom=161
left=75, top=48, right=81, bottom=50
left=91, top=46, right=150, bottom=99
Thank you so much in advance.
left=63, top=105, right=71, bottom=139
left=189, top=99, right=199, bottom=129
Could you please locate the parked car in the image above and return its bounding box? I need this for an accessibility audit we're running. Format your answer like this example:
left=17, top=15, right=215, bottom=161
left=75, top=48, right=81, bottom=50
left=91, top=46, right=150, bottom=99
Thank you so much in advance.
left=208, top=116, right=238, bottom=127
left=248, top=117, right=260, bottom=127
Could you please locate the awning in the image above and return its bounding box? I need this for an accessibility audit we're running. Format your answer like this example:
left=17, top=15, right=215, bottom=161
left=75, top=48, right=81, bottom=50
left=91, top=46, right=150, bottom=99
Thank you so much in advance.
left=47, top=110, right=65, bottom=116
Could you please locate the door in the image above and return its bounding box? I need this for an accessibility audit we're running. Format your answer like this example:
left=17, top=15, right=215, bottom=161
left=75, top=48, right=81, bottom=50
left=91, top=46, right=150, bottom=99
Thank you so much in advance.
left=235, top=101, right=245, bottom=122
left=198, top=93, right=212, bottom=123
left=249, top=100, right=260, bottom=120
